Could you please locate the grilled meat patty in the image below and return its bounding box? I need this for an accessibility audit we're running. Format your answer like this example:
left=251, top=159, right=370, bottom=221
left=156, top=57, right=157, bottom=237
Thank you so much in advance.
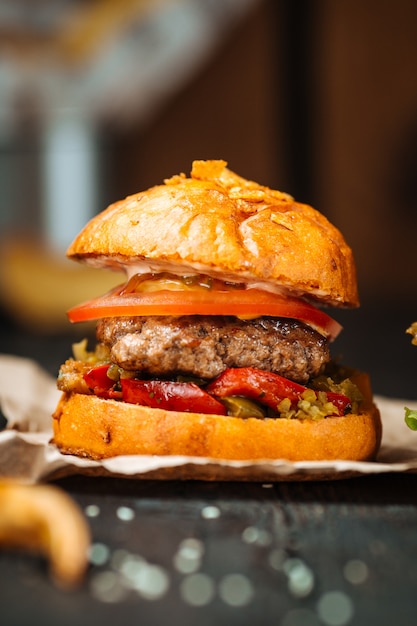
left=95, top=315, right=330, bottom=384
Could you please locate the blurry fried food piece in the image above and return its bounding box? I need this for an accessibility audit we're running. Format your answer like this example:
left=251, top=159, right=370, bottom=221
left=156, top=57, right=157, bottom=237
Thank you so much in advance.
left=0, top=481, right=90, bottom=588
left=406, top=322, right=417, bottom=346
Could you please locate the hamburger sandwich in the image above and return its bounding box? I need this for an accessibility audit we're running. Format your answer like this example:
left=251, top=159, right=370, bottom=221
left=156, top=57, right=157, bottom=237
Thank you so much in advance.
left=52, top=159, right=381, bottom=462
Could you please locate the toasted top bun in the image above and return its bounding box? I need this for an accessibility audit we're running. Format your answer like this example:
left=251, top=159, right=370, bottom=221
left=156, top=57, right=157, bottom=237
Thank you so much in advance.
left=67, top=160, right=359, bottom=307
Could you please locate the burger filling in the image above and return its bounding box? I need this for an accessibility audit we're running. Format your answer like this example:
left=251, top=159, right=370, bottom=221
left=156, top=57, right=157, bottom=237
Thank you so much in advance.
left=57, top=329, right=361, bottom=421
left=58, top=272, right=363, bottom=420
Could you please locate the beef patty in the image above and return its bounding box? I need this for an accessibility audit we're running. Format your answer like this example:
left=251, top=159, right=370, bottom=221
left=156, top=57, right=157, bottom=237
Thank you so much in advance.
left=96, top=315, right=330, bottom=384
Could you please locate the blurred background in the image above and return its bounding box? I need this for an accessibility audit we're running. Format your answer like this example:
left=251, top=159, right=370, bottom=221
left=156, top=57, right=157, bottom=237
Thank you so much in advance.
left=0, top=0, right=416, bottom=399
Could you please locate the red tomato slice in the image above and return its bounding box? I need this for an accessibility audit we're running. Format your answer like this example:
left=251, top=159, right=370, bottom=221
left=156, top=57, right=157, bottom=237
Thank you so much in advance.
left=67, top=285, right=342, bottom=340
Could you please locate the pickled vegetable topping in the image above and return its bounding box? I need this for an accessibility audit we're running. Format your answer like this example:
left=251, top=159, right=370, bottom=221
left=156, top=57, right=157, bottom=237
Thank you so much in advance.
left=206, top=368, right=352, bottom=419
left=81, top=363, right=354, bottom=420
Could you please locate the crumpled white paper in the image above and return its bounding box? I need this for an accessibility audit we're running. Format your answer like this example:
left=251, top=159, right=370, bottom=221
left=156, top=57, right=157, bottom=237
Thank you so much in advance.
left=1, top=354, right=416, bottom=482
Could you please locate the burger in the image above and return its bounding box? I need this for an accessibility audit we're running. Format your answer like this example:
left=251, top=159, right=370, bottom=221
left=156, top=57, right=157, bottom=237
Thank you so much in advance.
left=52, top=160, right=381, bottom=462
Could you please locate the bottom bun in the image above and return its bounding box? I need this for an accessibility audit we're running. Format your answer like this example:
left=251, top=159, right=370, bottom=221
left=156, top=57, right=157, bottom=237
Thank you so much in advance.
left=52, top=373, right=382, bottom=462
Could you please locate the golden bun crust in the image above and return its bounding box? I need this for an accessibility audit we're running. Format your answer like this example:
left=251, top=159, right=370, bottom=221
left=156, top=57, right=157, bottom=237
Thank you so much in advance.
left=67, top=160, right=359, bottom=307
left=52, top=374, right=381, bottom=463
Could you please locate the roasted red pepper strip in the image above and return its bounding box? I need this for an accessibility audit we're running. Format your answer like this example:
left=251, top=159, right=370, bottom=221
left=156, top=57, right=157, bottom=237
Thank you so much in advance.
left=120, top=378, right=227, bottom=415
left=83, top=365, right=226, bottom=413
left=206, top=367, right=351, bottom=416
left=83, top=364, right=122, bottom=399
left=84, top=364, right=351, bottom=417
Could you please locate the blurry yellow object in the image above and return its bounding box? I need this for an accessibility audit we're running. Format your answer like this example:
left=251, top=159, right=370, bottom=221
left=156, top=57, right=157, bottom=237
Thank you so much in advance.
left=0, top=0, right=173, bottom=66
left=56, top=0, right=172, bottom=65
left=0, top=238, right=123, bottom=333
left=0, top=480, right=90, bottom=589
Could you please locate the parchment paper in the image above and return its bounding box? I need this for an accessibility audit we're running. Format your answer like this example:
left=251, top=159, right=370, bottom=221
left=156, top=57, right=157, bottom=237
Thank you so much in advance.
left=1, top=354, right=416, bottom=482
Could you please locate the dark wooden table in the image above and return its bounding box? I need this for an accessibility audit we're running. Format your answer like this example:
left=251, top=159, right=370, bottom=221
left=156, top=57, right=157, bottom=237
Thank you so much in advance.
left=1, top=474, right=417, bottom=626
left=1, top=303, right=417, bottom=626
